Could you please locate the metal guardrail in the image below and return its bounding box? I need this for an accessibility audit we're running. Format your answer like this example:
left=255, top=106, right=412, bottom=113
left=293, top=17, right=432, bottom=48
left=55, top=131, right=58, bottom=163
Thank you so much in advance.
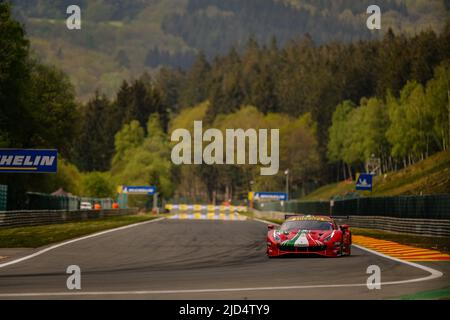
left=333, top=216, right=450, bottom=237
left=0, top=208, right=138, bottom=229
left=252, top=209, right=450, bottom=237
left=0, top=185, right=6, bottom=211
left=254, top=194, right=450, bottom=219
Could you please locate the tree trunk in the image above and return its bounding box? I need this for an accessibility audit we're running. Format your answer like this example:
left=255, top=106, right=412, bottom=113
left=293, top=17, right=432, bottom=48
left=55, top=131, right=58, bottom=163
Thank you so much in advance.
left=447, top=89, right=450, bottom=151
left=342, top=161, right=347, bottom=180
left=347, top=163, right=353, bottom=181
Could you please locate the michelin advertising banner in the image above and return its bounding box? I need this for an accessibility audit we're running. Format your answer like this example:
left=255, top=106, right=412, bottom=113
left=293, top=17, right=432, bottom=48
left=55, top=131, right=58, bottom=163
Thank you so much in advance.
left=0, top=149, right=58, bottom=173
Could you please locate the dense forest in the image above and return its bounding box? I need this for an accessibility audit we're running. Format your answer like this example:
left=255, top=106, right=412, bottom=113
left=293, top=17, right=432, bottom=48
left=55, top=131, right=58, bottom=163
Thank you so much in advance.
left=1, top=1, right=450, bottom=206
left=8, top=0, right=449, bottom=100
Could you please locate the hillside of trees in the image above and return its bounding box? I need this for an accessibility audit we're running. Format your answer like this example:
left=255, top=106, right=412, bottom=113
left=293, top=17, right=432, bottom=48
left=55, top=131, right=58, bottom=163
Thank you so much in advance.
left=38, top=27, right=450, bottom=202
left=2, top=2, right=450, bottom=205
left=8, top=0, right=449, bottom=101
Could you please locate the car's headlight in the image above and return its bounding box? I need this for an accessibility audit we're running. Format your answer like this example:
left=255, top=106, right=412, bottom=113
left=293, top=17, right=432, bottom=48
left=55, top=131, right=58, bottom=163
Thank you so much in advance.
left=323, top=234, right=333, bottom=242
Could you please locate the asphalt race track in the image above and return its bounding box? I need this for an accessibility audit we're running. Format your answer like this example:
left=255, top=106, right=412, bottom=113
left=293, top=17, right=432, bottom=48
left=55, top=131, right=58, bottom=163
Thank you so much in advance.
left=0, top=218, right=449, bottom=299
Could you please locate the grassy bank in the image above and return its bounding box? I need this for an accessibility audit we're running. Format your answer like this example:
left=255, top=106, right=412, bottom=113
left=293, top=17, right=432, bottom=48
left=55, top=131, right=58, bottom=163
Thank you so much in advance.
left=0, top=214, right=161, bottom=248
left=302, top=150, right=450, bottom=200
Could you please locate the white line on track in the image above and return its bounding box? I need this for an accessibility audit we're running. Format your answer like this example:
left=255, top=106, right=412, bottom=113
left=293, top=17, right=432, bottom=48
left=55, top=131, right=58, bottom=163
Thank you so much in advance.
left=0, top=216, right=443, bottom=298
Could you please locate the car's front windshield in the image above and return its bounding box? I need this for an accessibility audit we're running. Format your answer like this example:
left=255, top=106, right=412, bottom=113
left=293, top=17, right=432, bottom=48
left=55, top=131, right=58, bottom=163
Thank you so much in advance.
left=280, top=220, right=333, bottom=232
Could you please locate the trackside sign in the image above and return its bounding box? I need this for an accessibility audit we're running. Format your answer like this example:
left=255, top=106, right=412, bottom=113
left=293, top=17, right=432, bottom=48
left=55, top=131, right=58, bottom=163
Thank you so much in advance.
left=356, top=173, right=373, bottom=191
left=122, top=186, right=157, bottom=195
left=254, top=192, right=288, bottom=201
left=0, top=149, right=58, bottom=173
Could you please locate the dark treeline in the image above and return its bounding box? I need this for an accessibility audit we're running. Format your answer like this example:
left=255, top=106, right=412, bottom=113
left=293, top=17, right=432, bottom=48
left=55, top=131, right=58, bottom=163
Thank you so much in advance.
left=162, top=0, right=404, bottom=57
left=145, top=47, right=197, bottom=70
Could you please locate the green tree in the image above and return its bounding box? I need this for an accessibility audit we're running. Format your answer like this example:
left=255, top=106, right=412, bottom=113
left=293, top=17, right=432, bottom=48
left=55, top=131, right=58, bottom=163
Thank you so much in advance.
left=341, top=107, right=365, bottom=173
left=81, top=172, right=115, bottom=198
left=426, top=61, right=450, bottom=151
left=327, top=101, right=355, bottom=179
left=206, top=48, right=244, bottom=122
left=74, top=92, right=114, bottom=171
left=0, top=2, right=30, bottom=148
left=360, top=97, right=390, bottom=165
left=154, top=67, right=183, bottom=114
left=123, top=76, right=167, bottom=132
left=328, top=101, right=355, bottom=163
left=386, top=91, right=410, bottom=162
left=179, top=52, right=211, bottom=108
left=386, top=81, right=432, bottom=164
left=112, top=120, right=145, bottom=170
left=27, top=63, right=80, bottom=157
left=112, top=114, right=173, bottom=205
left=279, top=113, right=320, bottom=196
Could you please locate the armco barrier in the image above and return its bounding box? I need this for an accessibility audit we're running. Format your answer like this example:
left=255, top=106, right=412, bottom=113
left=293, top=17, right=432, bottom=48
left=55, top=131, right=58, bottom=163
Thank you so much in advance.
left=0, top=208, right=138, bottom=229
left=333, top=216, right=450, bottom=237
left=254, top=194, right=450, bottom=219
left=0, top=185, right=7, bottom=211
left=26, top=192, right=113, bottom=211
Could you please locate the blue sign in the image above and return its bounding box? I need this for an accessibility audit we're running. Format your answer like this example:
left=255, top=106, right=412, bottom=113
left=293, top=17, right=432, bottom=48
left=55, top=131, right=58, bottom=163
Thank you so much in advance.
left=122, top=186, right=156, bottom=195
left=254, top=192, right=288, bottom=201
left=356, top=173, right=373, bottom=191
left=0, top=149, right=58, bottom=173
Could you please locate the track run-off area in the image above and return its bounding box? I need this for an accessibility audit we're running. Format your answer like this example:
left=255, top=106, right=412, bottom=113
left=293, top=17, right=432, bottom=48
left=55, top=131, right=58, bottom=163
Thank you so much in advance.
left=0, top=215, right=449, bottom=299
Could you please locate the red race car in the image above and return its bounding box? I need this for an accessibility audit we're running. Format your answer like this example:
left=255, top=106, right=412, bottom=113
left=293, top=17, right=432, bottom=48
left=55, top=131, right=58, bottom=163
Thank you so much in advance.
left=267, top=215, right=351, bottom=258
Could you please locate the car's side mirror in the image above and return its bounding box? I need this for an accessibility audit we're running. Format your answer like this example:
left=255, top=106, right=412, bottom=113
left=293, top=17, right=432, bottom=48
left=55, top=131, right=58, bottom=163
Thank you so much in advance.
left=268, top=224, right=275, bottom=230
left=340, top=224, right=349, bottom=231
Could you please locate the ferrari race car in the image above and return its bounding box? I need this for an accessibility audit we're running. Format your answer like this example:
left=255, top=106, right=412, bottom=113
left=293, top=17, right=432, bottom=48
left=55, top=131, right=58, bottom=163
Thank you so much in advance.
left=267, top=215, right=351, bottom=258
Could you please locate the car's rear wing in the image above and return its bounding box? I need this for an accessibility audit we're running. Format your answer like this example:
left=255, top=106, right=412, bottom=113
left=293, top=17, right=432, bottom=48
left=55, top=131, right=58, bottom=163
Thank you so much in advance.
left=284, top=214, right=349, bottom=220
left=331, top=215, right=349, bottom=220
left=284, top=214, right=304, bottom=220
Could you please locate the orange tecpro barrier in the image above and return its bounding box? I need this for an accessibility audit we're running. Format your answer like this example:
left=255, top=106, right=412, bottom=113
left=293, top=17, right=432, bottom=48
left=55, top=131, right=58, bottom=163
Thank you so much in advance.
left=94, top=203, right=102, bottom=210
left=112, top=203, right=120, bottom=209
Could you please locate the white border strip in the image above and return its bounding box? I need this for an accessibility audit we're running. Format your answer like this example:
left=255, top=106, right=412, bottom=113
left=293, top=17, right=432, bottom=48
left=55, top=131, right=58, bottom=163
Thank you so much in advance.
left=0, top=217, right=165, bottom=269
left=0, top=217, right=443, bottom=298
left=352, top=244, right=443, bottom=283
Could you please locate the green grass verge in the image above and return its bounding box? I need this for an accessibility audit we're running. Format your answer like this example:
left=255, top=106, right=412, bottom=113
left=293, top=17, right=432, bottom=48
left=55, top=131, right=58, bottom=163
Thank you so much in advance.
left=398, top=286, right=450, bottom=300
left=0, top=214, right=161, bottom=248
left=351, top=228, right=450, bottom=253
